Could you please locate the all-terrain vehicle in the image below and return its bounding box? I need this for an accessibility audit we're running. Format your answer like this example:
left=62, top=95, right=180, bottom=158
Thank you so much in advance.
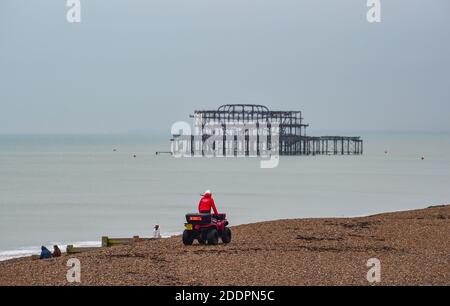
left=182, top=213, right=231, bottom=245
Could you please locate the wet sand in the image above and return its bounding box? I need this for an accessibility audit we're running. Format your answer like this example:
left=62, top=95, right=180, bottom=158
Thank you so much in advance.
left=0, top=205, right=448, bottom=286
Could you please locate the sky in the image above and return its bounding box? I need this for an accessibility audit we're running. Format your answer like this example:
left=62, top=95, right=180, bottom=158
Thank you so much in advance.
left=1, top=0, right=449, bottom=135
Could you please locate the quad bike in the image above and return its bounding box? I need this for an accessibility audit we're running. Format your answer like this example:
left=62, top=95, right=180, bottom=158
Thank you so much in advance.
left=182, top=213, right=232, bottom=245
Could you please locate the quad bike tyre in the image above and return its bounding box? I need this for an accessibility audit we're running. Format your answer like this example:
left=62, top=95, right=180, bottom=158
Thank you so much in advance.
left=222, top=227, right=232, bottom=244
left=182, top=230, right=194, bottom=245
left=207, top=229, right=219, bottom=245
left=198, top=228, right=207, bottom=245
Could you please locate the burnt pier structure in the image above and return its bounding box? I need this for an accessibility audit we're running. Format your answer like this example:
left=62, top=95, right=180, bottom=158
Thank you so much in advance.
left=173, top=104, right=363, bottom=156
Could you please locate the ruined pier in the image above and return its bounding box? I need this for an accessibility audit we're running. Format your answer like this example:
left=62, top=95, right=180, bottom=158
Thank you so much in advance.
left=172, top=104, right=363, bottom=156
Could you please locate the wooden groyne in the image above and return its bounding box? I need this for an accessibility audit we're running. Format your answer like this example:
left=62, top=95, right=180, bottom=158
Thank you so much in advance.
left=63, top=236, right=160, bottom=254
left=101, top=236, right=157, bottom=247
left=66, top=245, right=99, bottom=254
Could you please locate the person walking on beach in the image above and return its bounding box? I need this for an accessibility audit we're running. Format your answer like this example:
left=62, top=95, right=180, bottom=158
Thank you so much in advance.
left=39, top=246, right=52, bottom=259
left=52, top=245, right=61, bottom=257
left=198, top=190, right=218, bottom=215
left=153, top=224, right=161, bottom=239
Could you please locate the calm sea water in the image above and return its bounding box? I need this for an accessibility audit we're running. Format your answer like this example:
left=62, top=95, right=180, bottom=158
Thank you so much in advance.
left=1, top=133, right=450, bottom=260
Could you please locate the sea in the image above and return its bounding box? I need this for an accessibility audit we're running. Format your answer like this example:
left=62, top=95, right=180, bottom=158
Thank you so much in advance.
left=1, top=133, right=450, bottom=261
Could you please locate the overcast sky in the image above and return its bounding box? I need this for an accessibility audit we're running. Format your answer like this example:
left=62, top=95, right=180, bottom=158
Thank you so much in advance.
left=1, top=0, right=449, bottom=134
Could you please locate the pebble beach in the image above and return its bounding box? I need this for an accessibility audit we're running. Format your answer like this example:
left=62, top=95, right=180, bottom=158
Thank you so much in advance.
left=0, top=205, right=448, bottom=286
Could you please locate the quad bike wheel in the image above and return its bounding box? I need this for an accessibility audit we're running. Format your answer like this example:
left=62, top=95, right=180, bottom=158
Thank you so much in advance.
left=198, top=228, right=208, bottom=245
left=206, top=229, right=219, bottom=245
left=182, top=230, right=194, bottom=245
left=222, top=227, right=232, bottom=244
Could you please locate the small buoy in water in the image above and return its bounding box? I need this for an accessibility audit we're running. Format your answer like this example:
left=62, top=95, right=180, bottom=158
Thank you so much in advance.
left=133, top=154, right=137, bottom=158
left=421, top=156, right=425, bottom=160
left=113, top=149, right=117, bottom=152
left=384, top=150, right=388, bottom=154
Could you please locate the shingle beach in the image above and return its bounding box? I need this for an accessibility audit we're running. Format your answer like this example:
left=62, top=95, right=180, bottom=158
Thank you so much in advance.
left=0, top=205, right=448, bottom=286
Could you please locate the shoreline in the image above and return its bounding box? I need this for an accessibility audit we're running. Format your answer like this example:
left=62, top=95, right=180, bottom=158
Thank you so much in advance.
left=0, top=233, right=181, bottom=262
left=0, top=206, right=430, bottom=262
left=0, top=241, right=101, bottom=262
left=0, top=205, right=448, bottom=285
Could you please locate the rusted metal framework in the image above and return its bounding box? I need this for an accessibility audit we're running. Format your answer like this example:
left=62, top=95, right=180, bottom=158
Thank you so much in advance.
left=173, top=104, right=363, bottom=156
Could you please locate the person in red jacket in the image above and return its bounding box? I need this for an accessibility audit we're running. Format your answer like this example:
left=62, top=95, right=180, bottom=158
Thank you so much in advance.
left=198, top=190, right=218, bottom=215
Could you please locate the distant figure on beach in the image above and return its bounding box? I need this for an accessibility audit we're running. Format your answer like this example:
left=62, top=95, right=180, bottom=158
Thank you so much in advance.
left=39, top=246, right=52, bottom=259
left=52, top=245, right=61, bottom=257
left=153, top=224, right=161, bottom=239
left=198, top=190, right=218, bottom=215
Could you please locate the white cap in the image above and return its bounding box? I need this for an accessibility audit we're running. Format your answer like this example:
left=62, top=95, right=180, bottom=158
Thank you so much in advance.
left=204, top=190, right=211, bottom=195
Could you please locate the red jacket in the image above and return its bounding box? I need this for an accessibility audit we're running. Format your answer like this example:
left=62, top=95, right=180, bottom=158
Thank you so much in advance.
left=198, top=194, right=218, bottom=215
